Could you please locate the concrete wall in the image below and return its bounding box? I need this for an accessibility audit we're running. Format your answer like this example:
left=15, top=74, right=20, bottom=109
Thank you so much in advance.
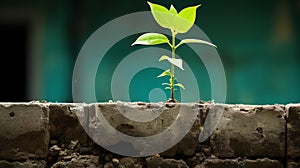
left=0, top=102, right=299, bottom=167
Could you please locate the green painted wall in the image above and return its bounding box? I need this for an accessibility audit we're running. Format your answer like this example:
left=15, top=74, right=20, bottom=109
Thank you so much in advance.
left=0, top=0, right=299, bottom=104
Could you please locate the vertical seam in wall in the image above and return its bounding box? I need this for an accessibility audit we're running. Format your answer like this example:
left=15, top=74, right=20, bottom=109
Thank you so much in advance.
left=284, top=105, right=288, bottom=168
left=87, top=104, right=90, bottom=136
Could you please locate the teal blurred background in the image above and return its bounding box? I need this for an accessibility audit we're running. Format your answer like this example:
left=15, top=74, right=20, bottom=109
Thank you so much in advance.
left=0, top=0, right=299, bottom=104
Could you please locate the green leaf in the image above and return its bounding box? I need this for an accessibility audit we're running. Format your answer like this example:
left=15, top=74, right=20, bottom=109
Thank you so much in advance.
left=159, top=55, right=184, bottom=70
left=132, top=33, right=170, bottom=46
left=169, top=5, right=178, bottom=15
left=148, top=2, right=174, bottom=30
left=165, top=87, right=171, bottom=90
left=174, top=4, right=201, bottom=33
left=162, top=83, right=171, bottom=86
left=159, top=55, right=170, bottom=61
left=169, top=5, right=178, bottom=29
left=169, top=78, right=173, bottom=85
left=157, top=69, right=171, bottom=78
left=174, top=83, right=185, bottom=89
left=167, top=58, right=184, bottom=70
left=176, top=38, right=217, bottom=48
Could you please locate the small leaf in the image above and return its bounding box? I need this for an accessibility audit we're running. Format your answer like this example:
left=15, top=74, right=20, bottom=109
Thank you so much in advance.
left=174, top=4, right=201, bottom=33
left=132, top=33, right=169, bottom=46
left=165, top=87, right=171, bottom=90
left=148, top=2, right=174, bottom=30
left=169, top=5, right=178, bottom=15
left=174, top=83, right=185, bottom=89
left=176, top=39, right=217, bottom=48
left=167, top=58, right=184, bottom=70
left=169, top=78, right=173, bottom=85
left=169, top=4, right=178, bottom=29
left=159, top=55, right=170, bottom=61
left=162, top=83, right=171, bottom=86
left=159, top=56, right=185, bottom=70
left=157, top=69, right=171, bottom=78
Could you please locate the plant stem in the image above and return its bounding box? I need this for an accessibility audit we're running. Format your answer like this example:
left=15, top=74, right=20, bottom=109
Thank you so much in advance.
left=170, top=30, right=176, bottom=101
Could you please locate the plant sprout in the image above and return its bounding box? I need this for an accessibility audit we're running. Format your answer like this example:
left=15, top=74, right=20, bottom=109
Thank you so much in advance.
left=132, top=1, right=216, bottom=102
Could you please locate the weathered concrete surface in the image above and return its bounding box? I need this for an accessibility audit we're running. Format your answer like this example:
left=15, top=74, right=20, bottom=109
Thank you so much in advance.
left=0, top=160, right=47, bottom=168
left=195, top=158, right=283, bottom=168
left=210, top=104, right=286, bottom=158
left=0, top=103, right=49, bottom=160
left=161, top=104, right=206, bottom=157
left=0, top=102, right=299, bottom=167
left=287, top=104, right=300, bottom=158
left=49, top=103, right=88, bottom=146
left=89, top=102, right=201, bottom=156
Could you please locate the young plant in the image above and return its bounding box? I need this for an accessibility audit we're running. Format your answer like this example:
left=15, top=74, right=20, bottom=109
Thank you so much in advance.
left=132, top=1, right=216, bottom=102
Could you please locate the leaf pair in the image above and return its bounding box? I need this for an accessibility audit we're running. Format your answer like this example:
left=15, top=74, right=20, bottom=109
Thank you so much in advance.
left=148, top=1, right=200, bottom=34
left=158, top=69, right=185, bottom=90
left=131, top=32, right=217, bottom=48
left=164, top=84, right=185, bottom=90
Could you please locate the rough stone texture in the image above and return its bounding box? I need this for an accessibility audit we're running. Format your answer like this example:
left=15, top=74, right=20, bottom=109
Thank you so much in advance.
left=210, top=104, right=286, bottom=158
left=196, top=158, right=283, bottom=168
left=195, top=159, right=239, bottom=168
left=51, top=155, right=99, bottom=168
left=49, top=103, right=88, bottom=146
left=0, top=103, right=299, bottom=167
left=287, top=104, right=300, bottom=158
left=161, top=120, right=202, bottom=157
left=119, top=157, right=144, bottom=168
left=103, top=157, right=144, bottom=168
left=146, top=156, right=189, bottom=168
left=0, top=103, right=49, bottom=160
left=241, top=158, right=284, bottom=168
left=89, top=102, right=200, bottom=156
left=0, top=160, right=47, bottom=168
left=287, top=159, right=300, bottom=168
left=186, top=153, right=207, bottom=167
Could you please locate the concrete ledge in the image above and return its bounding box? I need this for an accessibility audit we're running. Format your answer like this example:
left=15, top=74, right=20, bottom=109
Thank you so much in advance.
left=0, top=103, right=49, bottom=160
left=49, top=103, right=88, bottom=146
left=89, top=102, right=201, bottom=156
left=287, top=104, right=300, bottom=158
left=0, top=102, right=299, bottom=167
left=210, top=104, right=286, bottom=157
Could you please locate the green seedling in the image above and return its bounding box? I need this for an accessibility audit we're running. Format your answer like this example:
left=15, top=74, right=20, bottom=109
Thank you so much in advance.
left=132, top=1, right=216, bottom=102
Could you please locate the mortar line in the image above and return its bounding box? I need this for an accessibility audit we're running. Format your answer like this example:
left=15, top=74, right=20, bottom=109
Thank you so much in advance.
left=284, top=105, right=288, bottom=168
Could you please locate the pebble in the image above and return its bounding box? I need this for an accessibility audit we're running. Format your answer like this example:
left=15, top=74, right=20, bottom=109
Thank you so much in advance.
left=63, top=156, right=73, bottom=161
left=59, top=150, right=68, bottom=156
left=112, top=158, right=120, bottom=165
left=68, top=140, right=79, bottom=150
left=50, top=145, right=61, bottom=151
left=203, top=148, right=211, bottom=156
